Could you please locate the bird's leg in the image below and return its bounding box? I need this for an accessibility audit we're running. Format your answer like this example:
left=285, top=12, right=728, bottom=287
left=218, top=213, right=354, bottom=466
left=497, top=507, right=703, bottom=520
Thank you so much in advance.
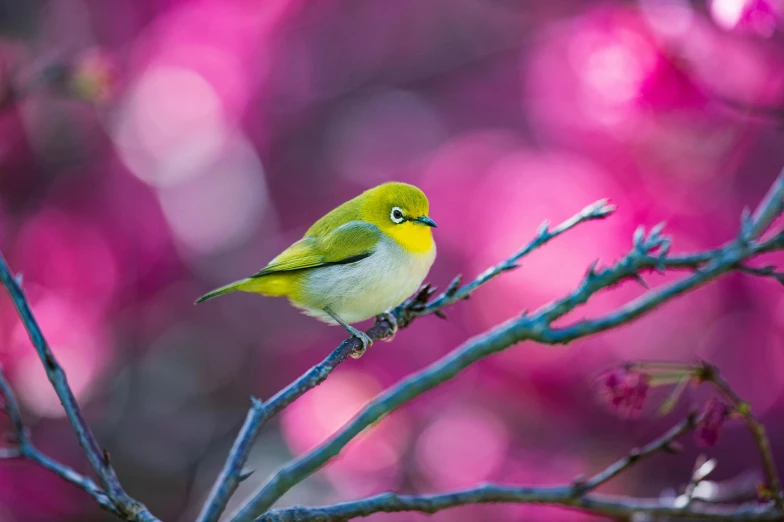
left=375, top=310, right=398, bottom=342
left=324, top=308, right=373, bottom=358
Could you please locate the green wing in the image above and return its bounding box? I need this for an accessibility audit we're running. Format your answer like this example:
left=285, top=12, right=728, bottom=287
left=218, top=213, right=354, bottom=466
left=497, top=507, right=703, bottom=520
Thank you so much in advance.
left=251, top=221, right=380, bottom=277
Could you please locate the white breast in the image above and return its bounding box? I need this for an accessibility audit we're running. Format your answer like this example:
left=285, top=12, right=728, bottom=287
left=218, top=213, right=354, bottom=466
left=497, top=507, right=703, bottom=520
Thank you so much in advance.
left=297, top=238, right=436, bottom=324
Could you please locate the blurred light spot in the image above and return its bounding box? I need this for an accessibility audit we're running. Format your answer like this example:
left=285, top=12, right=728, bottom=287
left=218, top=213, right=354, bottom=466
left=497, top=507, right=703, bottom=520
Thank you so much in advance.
left=570, top=27, right=657, bottom=115
left=471, top=151, right=628, bottom=301
left=691, top=480, right=720, bottom=500
left=157, top=136, right=267, bottom=255
left=113, top=65, right=228, bottom=188
left=639, top=0, right=695, bottom=37
left=15, top=210, right=118, bottom=316
left=419, top=130, right=521, bottom=256
left=711, top=0, right=748, bottom=29
left=328, top=89, right=446, bottom=183
left=415, top=408, right=509, bottom=489
left=281, top=370, right=409, bottom=475
left=11, top=294, right=108, bottom=418
left=710, top=0, right=783, bottom=36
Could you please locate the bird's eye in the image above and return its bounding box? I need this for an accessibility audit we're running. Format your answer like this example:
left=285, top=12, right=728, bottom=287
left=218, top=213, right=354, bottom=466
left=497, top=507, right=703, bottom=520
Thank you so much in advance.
left=390, top=207, right=405, bottom=224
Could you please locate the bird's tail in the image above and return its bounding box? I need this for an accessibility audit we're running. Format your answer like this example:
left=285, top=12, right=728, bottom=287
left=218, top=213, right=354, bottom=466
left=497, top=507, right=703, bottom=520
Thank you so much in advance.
left=195, top=279, right=248, bottom=304
left=195, top=274, right=292, bottom=304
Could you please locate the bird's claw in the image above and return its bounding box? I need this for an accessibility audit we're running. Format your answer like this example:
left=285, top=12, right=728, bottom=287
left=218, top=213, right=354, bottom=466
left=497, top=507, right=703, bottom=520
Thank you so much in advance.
left=376, top=310, right=398, bottom=343
left=348, top=328, right=373, bottom=359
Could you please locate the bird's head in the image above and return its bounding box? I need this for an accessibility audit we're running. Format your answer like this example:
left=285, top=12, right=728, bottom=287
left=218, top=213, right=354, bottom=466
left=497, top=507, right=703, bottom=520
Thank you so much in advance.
left=360, top=182, right=437, bottom=253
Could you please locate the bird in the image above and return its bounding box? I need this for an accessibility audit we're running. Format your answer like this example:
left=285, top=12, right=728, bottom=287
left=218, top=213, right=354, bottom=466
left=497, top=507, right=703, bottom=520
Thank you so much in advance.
left=195, top=181, right=437, bottom=358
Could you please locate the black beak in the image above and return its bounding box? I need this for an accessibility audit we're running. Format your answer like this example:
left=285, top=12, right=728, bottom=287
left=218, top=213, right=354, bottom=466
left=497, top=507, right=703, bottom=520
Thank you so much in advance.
left=413, top=216, right=438, bottom=228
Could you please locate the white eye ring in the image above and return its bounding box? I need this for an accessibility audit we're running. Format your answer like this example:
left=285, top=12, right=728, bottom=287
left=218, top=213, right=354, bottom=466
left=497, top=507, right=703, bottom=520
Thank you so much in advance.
left=390, top=207, right=405, bottom=224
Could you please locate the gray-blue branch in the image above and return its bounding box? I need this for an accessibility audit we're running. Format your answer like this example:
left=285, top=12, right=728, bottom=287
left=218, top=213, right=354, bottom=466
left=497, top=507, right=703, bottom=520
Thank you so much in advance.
left=0, top=367, right=119, bottom=515
left=196, top=199, right=616, bottom=522
left=0, top=255, right=160, bottom=522
left=257, top=486, right=780, bottom=522
left=230, top=169, right=784, bottom=522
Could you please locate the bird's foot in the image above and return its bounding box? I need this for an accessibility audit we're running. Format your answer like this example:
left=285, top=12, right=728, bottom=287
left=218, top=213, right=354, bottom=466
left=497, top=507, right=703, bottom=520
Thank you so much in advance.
left=376, top=310, right=399, bottom=342
left=345, top=326, right=373, bottom=359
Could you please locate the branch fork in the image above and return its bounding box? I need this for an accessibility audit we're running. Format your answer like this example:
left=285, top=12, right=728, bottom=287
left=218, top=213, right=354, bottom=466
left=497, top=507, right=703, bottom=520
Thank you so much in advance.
left=2, top=169, right=784, bottom=522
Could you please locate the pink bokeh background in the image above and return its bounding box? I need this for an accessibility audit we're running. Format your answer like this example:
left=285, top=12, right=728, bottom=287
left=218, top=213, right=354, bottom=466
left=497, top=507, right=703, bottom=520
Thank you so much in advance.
left=1, top=0, right=784, bottom=520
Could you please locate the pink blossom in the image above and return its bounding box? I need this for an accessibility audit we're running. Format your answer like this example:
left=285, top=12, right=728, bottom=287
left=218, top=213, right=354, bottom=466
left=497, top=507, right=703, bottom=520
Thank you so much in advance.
left=596, top=367, right=651, bottom=417
left=695, top=397, right=731, bottom=448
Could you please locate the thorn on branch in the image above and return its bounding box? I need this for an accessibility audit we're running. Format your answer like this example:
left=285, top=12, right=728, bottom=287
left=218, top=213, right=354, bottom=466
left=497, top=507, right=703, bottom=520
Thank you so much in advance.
left=434, top=310, right=448, bottom=320
left=445, top=275, right=462, bottom=297
left=629, top=273, right=649, bottom=290
left=13, top=273, right=22, bottom=286
left=103, top=448, right=112, bottom=467
left=238, top=469, right=255, bottom=482
left=585, top=260, right=600, bottom=280
left=739, top=265, right=784, bottom=286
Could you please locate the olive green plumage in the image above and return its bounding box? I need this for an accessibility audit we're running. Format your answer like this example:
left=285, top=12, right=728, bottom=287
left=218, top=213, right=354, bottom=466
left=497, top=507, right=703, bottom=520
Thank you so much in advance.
left=196, top=182, right=437, bottom=356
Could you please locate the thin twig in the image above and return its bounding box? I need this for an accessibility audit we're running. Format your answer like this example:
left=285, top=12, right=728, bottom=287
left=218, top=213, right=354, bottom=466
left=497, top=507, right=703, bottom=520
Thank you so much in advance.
left=703, top=364, right=784, bottom=513
left=413, top=199, right=616, bottom=318
left=581, top=411, right=700, bottom=491
left=231, top=169, right=784, bottom=521
left=255, top=485, right=780, bottom=522
left=0, top=255, right=160, bottom=522
left=196, top=200, right=616, bottom=522
left=0, top=367, right=118, bottom=515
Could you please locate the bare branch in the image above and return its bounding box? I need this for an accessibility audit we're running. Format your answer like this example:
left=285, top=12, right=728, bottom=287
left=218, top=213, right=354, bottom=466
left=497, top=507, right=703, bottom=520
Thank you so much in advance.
left=699, top=364, right=784, bottom=512
left=580, top=411, right=699, bottom=492
left=231, top=169, right=784, bottom=521
left=0, top=366, right=118, bottom=515
left=0, top=254, right=160, bottom=522
left=196, top=200, right=616, bottom=522
left=745, top=167, right=784, bottom=241
left=255, top=486, right=780, bottom=522
left=412, top=199, right=617, bottom=318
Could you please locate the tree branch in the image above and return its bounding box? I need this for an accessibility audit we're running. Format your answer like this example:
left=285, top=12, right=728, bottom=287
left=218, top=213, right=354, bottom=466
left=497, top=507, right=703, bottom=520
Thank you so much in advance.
left=231, top=169, right=784, bottom=521
left=0, top=255, right=160, bottom=522
left=0, top=366, right=119, bottom=515
left=580, top=411, right=700, bottom=492
left=256, top=486, right=780, bottom=522
left=195, top=200, right=616, bottom=522
left=700, top=364, right=784, bottom=512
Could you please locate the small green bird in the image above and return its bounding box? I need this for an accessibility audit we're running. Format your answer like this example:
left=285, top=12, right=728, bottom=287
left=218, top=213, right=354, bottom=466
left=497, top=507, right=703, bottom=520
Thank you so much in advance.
left=196, top=182, right=437, bottom=357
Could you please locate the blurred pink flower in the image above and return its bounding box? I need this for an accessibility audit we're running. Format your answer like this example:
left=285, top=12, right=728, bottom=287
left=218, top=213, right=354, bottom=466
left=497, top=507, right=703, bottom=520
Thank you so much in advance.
left=13, top=209, right=118, bottom=317
left=595, top=367, right=650, bottom=418
left=8, top=291, right=110, bottom=417
left=281, top=370, right=410, bottom=496
left=695, top=397, right=731, bottom=447
left=638, top=51, right=709, bottom=111
left=414, top=407, right=509, bottom=490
